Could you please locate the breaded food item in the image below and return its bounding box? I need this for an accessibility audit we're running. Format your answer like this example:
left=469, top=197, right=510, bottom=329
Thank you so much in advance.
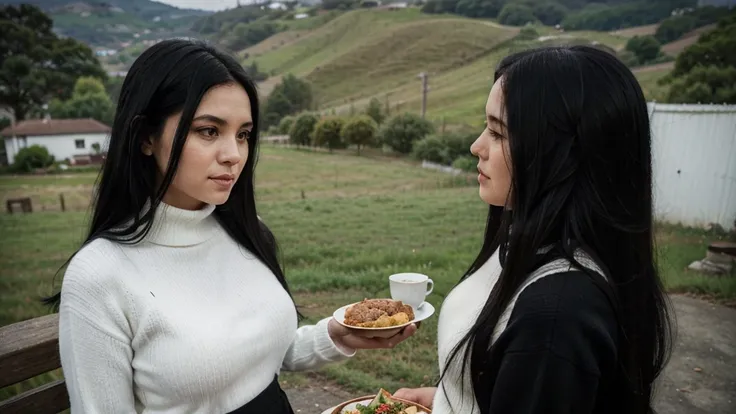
left=344, top=299, right=415, bottom=328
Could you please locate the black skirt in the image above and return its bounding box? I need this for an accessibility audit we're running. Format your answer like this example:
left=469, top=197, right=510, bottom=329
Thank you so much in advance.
left=227, top=375, right=295, bottom=414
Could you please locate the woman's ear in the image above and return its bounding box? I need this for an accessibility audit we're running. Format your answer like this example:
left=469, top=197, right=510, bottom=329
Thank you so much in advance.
left=141, top=137, right=153, bottom=156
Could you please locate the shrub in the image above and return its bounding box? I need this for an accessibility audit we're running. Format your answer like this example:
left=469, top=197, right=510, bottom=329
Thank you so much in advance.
left=412, top=135, right=451, bottom=164
left=379, top=113, right=435, bottom=154
left=289, top=112, right=319, bottom=147
left=313, top=117, right=346, bottom=151
left=341, top=115, right=378, bottom=155
left=452, top=156, right=477, bottom=173
left=13, top=145, right=54, bottom=173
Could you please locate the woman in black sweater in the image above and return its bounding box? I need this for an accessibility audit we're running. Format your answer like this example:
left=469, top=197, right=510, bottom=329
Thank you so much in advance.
left=395, top=45, right=674, bottom=413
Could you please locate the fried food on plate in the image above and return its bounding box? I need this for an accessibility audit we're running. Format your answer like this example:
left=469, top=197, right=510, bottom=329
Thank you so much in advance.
left=344, top=299, right=415, bottom=328
left=344, top=388, right=423, bottom=414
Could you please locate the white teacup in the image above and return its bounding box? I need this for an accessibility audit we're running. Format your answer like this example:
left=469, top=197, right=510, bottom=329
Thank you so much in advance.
left=389, top=273, right=434, bottom=309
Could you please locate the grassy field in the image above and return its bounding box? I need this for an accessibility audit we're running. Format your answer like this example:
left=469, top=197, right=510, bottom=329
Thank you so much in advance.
left=1, top=147, right=733, bottom=401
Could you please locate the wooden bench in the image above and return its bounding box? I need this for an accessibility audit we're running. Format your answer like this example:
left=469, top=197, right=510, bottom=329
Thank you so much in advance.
left=0, top=314, right=70, bottom=413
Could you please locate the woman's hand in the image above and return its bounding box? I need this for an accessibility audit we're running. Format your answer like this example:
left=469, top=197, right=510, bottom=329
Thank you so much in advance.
left=327, top=318, right=418, bottom=350
left=393, top=387, right=437, bottom=409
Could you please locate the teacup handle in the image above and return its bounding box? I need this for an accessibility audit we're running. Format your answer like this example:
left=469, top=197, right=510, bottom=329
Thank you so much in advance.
left=425, top=279, right=434, bottom=296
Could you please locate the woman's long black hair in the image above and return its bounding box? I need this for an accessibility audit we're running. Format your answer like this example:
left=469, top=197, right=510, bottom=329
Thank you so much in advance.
left=440, top=45, right=674, bottom=413
left=45, top=39, right=299, bottom=317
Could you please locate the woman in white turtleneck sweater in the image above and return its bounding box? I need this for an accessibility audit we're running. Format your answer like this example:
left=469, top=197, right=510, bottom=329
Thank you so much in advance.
left=53, top=39, right=416, bottom=414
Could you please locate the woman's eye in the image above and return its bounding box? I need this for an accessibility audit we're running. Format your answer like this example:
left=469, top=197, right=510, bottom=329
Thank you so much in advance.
left=198, top=127, right=218, bottom=138
left=237, top=131, right=250, bottom=141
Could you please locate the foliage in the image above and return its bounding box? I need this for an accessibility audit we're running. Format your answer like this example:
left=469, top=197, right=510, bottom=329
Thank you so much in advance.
left=278, top=115, right=296, bottom=135
left=530, top=1, right=568, bottom=26
left=289, top=112, right=319, bottom=146
left=193, top=4, right=269, bottom=34
left=379, top=113, right=435, bottom=155
left=365, top=97, right=385, bottom=125
left=452, top=155, right=477, bottom=172
left=412, top=131, right=476, bottom=164
left=312, top=117, right=346, bottom=151
left=221, top=20, right=281, bottom=51
left=517, top=25, right=539, bottom=40
left=625, top=35, right=661, bottom=65
left=322, top=0, right=360, bottom=10
left=412, top=135, right=451, bottom=164
left=562, top=1, right=696, bottom=32
left=452, top=0, right=507, bottom=18
left=12, top=145, right=54, bottom=172
left=263, top=75, right=314, bottom=127
left=664, top=12, right=736, bottom=104
left=245, top=61, right=269, bottom=82
left=498, top=3, right=537, bottom=26
left=49, top=77, right=114, bottom=125
left=341, top=115, right=378, bottom=155
left=666, top=65, right=736, bottom=104
left=655, top=15, right=697, bottom=44
left=0, top=5, right=107, bottom=120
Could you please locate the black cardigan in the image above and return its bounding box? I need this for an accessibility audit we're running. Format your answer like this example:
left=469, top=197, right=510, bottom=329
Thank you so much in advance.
left=474, top=270, right=622, bottom=414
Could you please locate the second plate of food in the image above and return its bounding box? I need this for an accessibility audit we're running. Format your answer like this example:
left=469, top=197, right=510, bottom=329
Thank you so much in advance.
left=333, top=298, right=435, bottom=336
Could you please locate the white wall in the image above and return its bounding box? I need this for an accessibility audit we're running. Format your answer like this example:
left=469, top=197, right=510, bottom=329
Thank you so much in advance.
left=4, top=133, right=109, bottom=165
left=649, top=103, right=736, bottom=229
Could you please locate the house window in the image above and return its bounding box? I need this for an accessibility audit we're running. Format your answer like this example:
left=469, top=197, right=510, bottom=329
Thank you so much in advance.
left=75, top=139, right=85, bottom=149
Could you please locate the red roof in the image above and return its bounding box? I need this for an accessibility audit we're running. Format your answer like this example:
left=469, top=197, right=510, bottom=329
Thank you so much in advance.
left=0, top=118, right=111, bottom=137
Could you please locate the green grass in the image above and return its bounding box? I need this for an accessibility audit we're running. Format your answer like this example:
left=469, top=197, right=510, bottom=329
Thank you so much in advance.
left=1, top=147, right=732, bottom=401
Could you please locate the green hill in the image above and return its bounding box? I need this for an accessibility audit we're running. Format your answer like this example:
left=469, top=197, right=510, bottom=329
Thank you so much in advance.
left=248, top=8, right=670, bottom=126
left=3, top=0, right=210, bottom=47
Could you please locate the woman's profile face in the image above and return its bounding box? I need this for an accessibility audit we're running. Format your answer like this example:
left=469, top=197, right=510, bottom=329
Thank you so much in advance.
left=142, top=82, right=253, bottom=210
left=471, top=78, right=512, bottom=207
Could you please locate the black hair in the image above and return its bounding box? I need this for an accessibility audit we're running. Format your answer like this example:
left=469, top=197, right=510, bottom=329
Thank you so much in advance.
left=440, top=45, right=673, bottom=414
left=45, top=39, right=300, bottom=318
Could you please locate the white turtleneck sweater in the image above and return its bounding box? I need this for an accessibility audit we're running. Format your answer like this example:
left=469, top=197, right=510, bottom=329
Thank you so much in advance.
left=58, top=202, right=355, bottom=414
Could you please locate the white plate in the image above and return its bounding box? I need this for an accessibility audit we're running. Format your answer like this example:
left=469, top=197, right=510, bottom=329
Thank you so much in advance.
left=321, top=395, right=432, bottom=414
left=332, top=299, right=435, bottom=334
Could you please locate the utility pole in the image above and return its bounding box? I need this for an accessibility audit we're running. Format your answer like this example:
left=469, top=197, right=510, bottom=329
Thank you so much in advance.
left=418, top=72, right=428, bottom=118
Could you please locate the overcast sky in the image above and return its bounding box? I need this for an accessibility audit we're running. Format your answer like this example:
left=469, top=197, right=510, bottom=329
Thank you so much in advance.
left=155, top=0, right=243, bottom=12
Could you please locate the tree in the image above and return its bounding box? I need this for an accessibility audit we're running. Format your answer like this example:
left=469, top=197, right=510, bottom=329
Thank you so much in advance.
left=655, top=15, right=697, bottom=44
left=12, top=144, right=54, bottom=172
left=671, top=13, right=736, bottom=77
left=664, top=12, right=736, bottom=104
left=365, top=97, right=385, bottom=125
left=263, top=74, right=313, bottom=127
left=454, top=0, right=507, bottom=19
left=625, top=35, right=661, bottom=64
left=313, top=117, right=346, bottom=152
left=289, top=113, right=319, bottom=147
left=0, top=5, right=107, bottom=121
left=379, top=113, right=435, bottom=154
left=531, top=1, right=568, bottom=26
left=49, top=77, right=114, bottom=125
left=278, top=115, right=296, bottom=134
left=342, top=115, right=378, bottom=155
left=498, top=4, right=537, bottom=26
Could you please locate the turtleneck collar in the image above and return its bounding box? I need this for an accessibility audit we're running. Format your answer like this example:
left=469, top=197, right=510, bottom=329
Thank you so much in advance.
left=145, top=201, right=218, bottom=247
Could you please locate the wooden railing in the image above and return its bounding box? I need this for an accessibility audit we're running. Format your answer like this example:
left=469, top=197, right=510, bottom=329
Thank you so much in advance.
left=0, top=314, right=70, bottom=413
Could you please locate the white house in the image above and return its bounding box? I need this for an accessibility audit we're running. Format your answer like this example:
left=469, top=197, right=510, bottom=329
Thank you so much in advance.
left=1, top=118, right=111, bottom=165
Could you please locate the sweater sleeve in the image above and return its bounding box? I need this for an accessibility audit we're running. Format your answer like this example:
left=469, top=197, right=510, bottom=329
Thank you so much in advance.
left=58, top=249, right=137, bottom=413
left=487, top=272, right=618, bottom=414
left=280, top=317, right=356, bottom=371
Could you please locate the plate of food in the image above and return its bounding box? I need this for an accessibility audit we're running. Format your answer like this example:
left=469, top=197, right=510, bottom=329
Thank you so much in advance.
left=327, top=388, right=431, bottom=414
left=332, top=298, right=435, bottom=338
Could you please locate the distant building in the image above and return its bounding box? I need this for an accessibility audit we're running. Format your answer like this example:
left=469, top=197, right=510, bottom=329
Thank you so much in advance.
left=1, top=118, right=110, bottom=165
